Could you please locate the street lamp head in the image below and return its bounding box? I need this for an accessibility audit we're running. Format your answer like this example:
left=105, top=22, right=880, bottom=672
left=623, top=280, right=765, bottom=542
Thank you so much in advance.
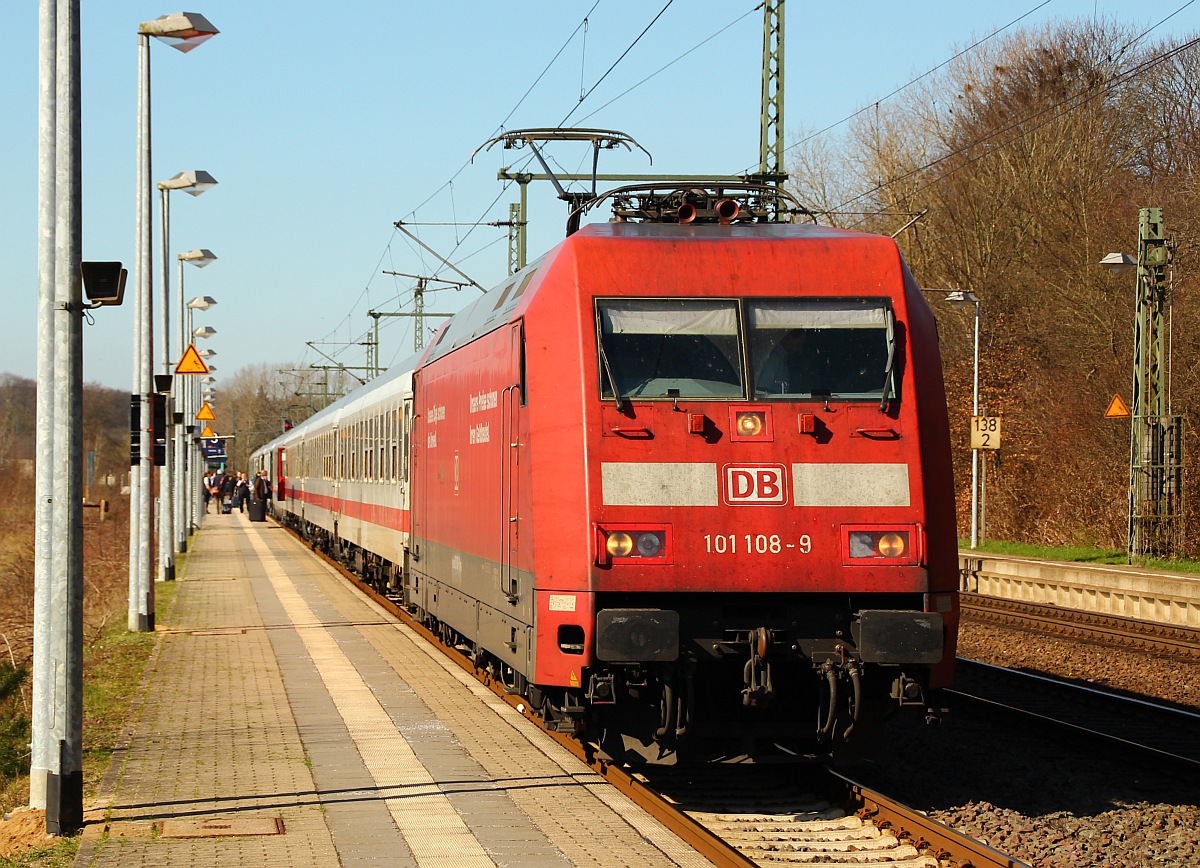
left=187, top=295, right=217, bottom=310
left=138, top=12, right=219, bottom=53
left=158, top=170, right=218, bottom=196
left=200, top=376, right=216, bottom=384
left=1100, top=252, right=1136, bottom=274
left=192, top=325, right=217, bottom=339
left=197, top=348, right=216, bottom=358
left=179, top=249, right=217, bottom=267
left=943, top=290, right=980, bottom=306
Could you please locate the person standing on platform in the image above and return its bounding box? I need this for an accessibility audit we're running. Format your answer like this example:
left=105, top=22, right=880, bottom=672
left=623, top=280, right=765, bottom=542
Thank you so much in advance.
left=253, top=470, right=270, bottom=502
left=202, top=471, right=215, bottom=513
left=218, top=472, right=234, bottom=513
left=233, top=472, right=250, bottom=513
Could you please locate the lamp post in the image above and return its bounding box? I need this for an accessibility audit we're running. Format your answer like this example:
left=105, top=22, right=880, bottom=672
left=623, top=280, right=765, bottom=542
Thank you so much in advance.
left=158, top=183, right=216, bottom=576
left=942, top=290, right=982, bottom=549
left=32, top=0, right=84, bottom=833
left=173, top=250, right=216, bottom=553
left=130, top=11, right=219, bottom=633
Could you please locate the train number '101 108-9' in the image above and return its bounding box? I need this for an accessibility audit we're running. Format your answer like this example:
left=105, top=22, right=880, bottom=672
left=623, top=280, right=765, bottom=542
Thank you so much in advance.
left=703, top=533, right=813, bottom=554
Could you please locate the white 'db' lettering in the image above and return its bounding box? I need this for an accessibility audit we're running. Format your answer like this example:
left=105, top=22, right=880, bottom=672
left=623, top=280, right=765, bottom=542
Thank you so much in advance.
left=723, top=464, right=787, bottom=505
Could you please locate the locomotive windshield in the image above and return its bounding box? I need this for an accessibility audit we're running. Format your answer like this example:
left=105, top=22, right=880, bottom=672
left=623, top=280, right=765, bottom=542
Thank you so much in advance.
left=597, top=299, right=743, bottom=399
left=596, top=297, right=894, bottom=402
left=749, top=299, right=891, bottom=400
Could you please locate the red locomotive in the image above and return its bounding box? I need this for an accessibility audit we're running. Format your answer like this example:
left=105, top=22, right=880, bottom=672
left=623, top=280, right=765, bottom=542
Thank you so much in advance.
left=253, top=183, right=959, bottom=763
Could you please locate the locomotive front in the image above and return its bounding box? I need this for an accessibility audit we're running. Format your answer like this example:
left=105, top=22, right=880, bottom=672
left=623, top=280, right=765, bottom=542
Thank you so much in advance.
left=525, top=221, right=959, bottom=762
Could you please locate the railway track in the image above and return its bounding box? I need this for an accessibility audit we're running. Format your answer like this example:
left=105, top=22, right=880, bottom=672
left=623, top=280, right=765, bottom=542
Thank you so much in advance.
left=949, top=658, right=1200, bottom=770
left=639, top=764, right=1027, bottom=867
left=961, top=591, right=1200, bottom=659
left=283, top=519, right=1025, bottom=867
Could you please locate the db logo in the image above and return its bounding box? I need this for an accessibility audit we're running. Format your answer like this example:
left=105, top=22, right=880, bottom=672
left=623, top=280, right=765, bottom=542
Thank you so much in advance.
left=723, top=464, right=788, bottom=505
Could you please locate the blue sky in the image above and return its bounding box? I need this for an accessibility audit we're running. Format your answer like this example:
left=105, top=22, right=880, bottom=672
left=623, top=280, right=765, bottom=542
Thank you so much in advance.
left=2, top=1, right=1196, bottom=393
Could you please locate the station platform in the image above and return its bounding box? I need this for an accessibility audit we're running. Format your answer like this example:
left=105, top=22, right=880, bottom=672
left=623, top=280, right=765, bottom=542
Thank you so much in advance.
left=74, top=511, right=710, bottom=867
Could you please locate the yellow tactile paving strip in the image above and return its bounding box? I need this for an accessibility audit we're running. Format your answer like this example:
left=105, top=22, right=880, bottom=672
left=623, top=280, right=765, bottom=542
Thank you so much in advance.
left=245, top=530, right=495, bottom=867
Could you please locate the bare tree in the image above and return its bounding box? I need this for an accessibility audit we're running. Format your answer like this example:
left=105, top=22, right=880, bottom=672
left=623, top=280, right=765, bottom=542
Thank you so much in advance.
left=787, top=20, right=1200, bottom=553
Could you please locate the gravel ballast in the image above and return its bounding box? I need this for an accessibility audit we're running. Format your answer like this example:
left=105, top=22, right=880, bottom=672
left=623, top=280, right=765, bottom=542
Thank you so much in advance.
left=853, top=619, right=1200, bottom=867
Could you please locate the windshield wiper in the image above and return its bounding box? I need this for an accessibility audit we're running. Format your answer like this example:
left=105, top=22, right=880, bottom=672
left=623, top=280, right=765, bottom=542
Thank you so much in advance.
left=597, top=335, right=626, bottom=413
left=879, top=310, right=896, bottom=411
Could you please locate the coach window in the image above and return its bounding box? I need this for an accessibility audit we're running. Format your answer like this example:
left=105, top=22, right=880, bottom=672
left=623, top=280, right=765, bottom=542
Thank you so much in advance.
left=749, top=299, right=892, bottom=401
left=366, top=418, right=373, bottom=479
left=376, top=414, right=384, bottom=481
left=596, top=299, right=743, bottom=400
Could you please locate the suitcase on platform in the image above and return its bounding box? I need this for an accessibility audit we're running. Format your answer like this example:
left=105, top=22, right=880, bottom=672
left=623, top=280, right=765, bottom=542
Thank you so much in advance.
left=248, top=497, right=267, bottom=522
left=221, top=499, right=232, bottom=515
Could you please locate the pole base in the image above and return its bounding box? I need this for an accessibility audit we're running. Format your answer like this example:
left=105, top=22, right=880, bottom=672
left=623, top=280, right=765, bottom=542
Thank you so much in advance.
left=44, top=770, right=83, bottom=835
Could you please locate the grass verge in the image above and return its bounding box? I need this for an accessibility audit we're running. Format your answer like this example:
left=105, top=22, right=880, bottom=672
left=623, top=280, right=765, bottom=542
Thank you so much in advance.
left=0, top=582, right=174, bottom=866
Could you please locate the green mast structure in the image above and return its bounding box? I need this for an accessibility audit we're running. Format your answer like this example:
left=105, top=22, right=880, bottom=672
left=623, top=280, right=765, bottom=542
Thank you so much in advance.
left=759, top=0, right=785, bottom=183
left=1128, top=208, right=1182, bottom=561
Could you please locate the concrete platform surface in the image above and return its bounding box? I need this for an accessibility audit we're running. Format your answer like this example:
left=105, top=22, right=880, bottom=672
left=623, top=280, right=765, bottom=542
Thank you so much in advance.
left=74, top=511, right=710, bottom=867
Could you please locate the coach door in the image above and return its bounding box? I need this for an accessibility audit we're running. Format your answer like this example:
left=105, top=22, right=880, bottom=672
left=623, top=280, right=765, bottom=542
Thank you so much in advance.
left=499, top=323, right=523, bottom=601
left=276, top=447, right=287, bottom=502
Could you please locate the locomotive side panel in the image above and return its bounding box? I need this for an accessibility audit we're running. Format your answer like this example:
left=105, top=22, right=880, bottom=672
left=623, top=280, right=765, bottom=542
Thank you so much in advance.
left=411, top=323, right=536, bottom=676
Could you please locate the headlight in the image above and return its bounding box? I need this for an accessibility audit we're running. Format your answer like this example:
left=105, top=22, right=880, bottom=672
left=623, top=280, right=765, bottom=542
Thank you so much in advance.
left=848, top=529, right=914, bottom=560
left=736, top=411, right=764, bottom=437
left=636, top=532, right=664, bottom=557
left=878, top=532, right=906, bottom=557
left=606, top=532, right=634, bottom=557
left=596, top=525, right=671, bottom=564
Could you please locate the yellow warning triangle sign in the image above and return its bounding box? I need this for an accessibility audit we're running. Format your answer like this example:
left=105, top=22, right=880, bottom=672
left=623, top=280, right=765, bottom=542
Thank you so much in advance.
left=175, top=343, right=210, bottom=375
left=196, top=402, right=216, bottom=421
left=1105, top=394, right=1131, bottom=418
left=200, top=424, right=217, bottom=438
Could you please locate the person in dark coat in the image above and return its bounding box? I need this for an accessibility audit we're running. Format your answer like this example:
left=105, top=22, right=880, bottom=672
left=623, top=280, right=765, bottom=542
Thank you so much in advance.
left=219, top=472, right=234, bottom=511
left=253, top=470, right=271, bottom=502
left=233, top=473, right=251, bottom=513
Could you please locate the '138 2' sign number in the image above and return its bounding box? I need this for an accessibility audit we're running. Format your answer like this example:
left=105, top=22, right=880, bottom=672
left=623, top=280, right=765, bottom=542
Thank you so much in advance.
left=970, top=415, right=1002, bottom=450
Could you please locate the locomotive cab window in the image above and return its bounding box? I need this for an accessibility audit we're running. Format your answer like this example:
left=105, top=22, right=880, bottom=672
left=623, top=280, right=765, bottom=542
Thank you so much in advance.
left=750, top=299, right=893, bottom=401
left=596, top=299, right=743, bottom=400
left=595, top=297, right=896, bottom=403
